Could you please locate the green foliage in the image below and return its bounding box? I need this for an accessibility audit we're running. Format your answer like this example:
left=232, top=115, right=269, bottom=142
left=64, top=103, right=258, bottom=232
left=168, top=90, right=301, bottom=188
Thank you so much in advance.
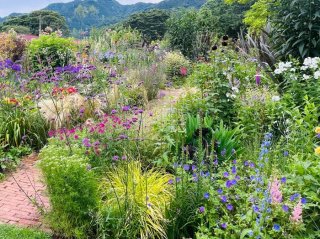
left=0, top=100, right=48, bottom=150
left=0, top=224, right=50, bottom=239
left=39, top=142, right=99, bottom=239
left=271, top=0, right=320, bottom=60
left=0, top=146, right=31, bottom=175
left=163, top=51, right=190, bottom=82
left=1, top=10, right=69, bottom=36
left=27, top=33, right=76, bottom=70
left=1, top=25, right=31, bottom=34
left=190, top=62, right=236, bottom=126
left=204, top=0, right=252, bottom=37
left=98, top=161, right=173, bottom=239
left=124, top=9, right=170, bottom=44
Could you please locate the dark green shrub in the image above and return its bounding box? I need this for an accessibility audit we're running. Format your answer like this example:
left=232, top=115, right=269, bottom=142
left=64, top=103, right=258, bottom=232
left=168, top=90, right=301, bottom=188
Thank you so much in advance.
left=39, top=143, right=99, bottom=239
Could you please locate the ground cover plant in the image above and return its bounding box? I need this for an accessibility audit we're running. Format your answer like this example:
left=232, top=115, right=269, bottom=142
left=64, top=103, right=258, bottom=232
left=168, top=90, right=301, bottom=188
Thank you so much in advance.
left=0, top=0, right=319, bottom=238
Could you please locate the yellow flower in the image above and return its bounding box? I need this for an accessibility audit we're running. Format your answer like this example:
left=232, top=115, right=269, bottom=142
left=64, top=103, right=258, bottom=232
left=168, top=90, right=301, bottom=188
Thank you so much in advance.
left=315, top=127, right=320, bottom=134
left=315, top=147, right=320, bottom=155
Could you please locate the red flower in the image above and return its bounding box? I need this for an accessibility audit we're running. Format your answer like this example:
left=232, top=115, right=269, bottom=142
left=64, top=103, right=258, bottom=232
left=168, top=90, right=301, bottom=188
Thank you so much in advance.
left=67, top=87, right=77, bottom=94
left=180, top=67, right=188, bottom=76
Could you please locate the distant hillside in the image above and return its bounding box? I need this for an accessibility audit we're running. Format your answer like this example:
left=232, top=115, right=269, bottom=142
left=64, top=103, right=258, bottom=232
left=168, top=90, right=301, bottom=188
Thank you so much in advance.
left=45, top=0, right=206, bottom=30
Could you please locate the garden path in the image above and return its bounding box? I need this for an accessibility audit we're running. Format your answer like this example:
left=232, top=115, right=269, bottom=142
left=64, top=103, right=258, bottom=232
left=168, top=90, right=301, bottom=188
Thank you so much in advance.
left=0, top=154, right=49, bottom=228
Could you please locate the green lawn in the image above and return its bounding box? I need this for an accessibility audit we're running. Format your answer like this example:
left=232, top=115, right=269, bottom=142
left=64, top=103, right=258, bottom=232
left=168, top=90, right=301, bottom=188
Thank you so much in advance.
left=0, top=224, right=51, bottom=239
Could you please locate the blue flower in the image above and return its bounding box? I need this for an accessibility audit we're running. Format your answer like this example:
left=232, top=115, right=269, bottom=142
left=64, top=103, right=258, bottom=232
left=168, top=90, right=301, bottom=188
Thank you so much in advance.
left=223, top=172, right=229, bottom=178
left=283, top=151, right=289, bottom=157
left=282, top=205, right=289, bottom=212
left=217, top=188, right=223, bottom=194
left=183, top=164, right=190, bottom=171
left=221, top=223, right=227, bottom=229
left=301, top=198, right=307, bottom=204
left=253, top=205, right=259, bottom=213
left=221, top=148, right=227, bottom=156
left=220, top=195, right=227, bottom=203
left=290, top=193, right=300, bottom=201
left=227, top=204, right=234, bottom=211
left=231, top=166, right=237, bottom=174
left=273, top=224, right=281, bottom=231
left=199, top=206, right=205, bottom=213
left=204, top=192, right=210, bottom=199
left=281, top=177, right=287, bottom=183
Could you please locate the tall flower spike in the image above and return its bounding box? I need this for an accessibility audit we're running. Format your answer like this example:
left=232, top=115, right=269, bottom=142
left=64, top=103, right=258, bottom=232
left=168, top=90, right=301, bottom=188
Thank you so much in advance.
left=270, top=177, right=282, bottom=204
left=290, top=201, right=303, bottom=223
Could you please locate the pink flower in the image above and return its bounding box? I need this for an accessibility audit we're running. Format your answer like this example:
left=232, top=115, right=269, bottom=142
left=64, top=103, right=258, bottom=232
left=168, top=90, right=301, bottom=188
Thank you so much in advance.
left=270, top=177, right=282, bottom=204
left=290, top=201, right=303, bottom=223
left=180, top=67, right=188, bottom=76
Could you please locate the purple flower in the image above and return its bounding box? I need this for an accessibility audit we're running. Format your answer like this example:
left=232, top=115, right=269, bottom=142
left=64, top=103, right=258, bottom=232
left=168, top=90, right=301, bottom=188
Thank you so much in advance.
left=221, top=148, right=227, bottom=156
left=249, top=162, right=255, bottom=168
left=204, top=192, right=210, bottom=199
left=290, top=193, right=300, bottom=201
left=183, top=164, right=190, bottom=171
left=122, top=105, right=130, bottom=112
left=221, top=223, right=227, bottom=229
left=113, top=155, right=119, bottom=161
left=168, top=179, right=174, bottom=185
left=122, top=155, right=127, bottom=160
left=226, top=204, right=233, bottom=211
left=244, top=161, right=249, bottom=166
left=301, top=198, right=307, bottom=204
left=199, top=206, right=205, bottom=213
left=11, top=64, right=21, bottom=72
left=283, top=151, right=289, bottom=157
left=111, top=109, right=117, bottom=114
left=255, top=74, right=261, bottom=85
left=217, top=188, right=223, bottom=194
left=231, top=166, right=237, bottom=174
left=281, top=177, right=286, bottom=183
left=282, top=205, right=289, bottom=212
left=253, top=205, right=259, bottom=213
left=82, top=138, right=91, bottom=147
left=176, top=177, right=181, bottom=183
left=191, top=165, right=197, bottom=171
left=223, top=172, right=229, bottom=178
left=226, top=179, right=237, bottom=188
left=220, top=195, right=227, bottom=203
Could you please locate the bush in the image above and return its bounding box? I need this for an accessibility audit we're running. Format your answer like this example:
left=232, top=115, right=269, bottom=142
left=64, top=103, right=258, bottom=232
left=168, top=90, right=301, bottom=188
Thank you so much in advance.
left=98, top=161, right=173, bottom=239
left=0, top=31, right=26, bottom=61
left=39, top=142, right=98, bottom=239
left=164, top=52, right=190, bottom=82
left=27, top=33, right=76, bottom=70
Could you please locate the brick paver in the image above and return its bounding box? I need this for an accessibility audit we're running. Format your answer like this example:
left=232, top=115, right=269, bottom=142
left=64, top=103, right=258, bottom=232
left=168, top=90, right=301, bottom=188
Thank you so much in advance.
left=0, top=154, right=49, bottom=227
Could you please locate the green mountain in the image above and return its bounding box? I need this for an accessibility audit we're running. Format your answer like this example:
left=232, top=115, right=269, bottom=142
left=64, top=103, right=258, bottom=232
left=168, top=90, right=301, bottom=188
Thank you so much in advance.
left=45, top=0, right=206, bottom=30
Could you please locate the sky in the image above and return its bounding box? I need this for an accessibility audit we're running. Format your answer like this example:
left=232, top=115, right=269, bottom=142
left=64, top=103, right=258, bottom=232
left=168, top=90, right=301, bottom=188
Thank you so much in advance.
left=0, top=0, right=162, bottom=17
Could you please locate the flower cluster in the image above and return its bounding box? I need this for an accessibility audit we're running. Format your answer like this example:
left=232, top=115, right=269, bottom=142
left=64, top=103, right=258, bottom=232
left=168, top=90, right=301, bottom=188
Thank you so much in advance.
left=0, top=59, right=21, bottom=72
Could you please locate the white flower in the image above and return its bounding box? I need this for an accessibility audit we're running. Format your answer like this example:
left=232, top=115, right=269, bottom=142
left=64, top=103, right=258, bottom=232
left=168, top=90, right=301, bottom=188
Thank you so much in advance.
left=303, top=74, right=310, bottom=80
left=302, top=57, right=320, bottom=70
left=272, top=96, right=281, bottom=102
left=231, top=87, right=239, bottom=93
left=314, top=71, right=320, bottom=80
left=274, top=61, right=293, bottom=74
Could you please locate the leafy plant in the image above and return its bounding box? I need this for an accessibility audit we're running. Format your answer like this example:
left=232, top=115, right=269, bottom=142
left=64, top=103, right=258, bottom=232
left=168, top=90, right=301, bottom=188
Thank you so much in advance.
left=98, top=161, right=173, bottom=239
left=39, top=142, right=98, bottom=239
left=27, top=33, right=76, bottom=70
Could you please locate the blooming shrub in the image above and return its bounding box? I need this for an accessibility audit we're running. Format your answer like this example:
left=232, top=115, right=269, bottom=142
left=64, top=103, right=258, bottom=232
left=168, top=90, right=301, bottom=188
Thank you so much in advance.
left=275, top=57, right=320, bottom=109
left=27, top=33, right=76, bottom=70
left=0, top=32, right=26, bottom=61
left=163, top=51, right=190, bottom=82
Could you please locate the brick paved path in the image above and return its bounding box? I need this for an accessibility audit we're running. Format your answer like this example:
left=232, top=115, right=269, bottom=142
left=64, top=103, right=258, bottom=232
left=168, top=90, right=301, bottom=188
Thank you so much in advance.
left=0, top=154, right=49, bottom=227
